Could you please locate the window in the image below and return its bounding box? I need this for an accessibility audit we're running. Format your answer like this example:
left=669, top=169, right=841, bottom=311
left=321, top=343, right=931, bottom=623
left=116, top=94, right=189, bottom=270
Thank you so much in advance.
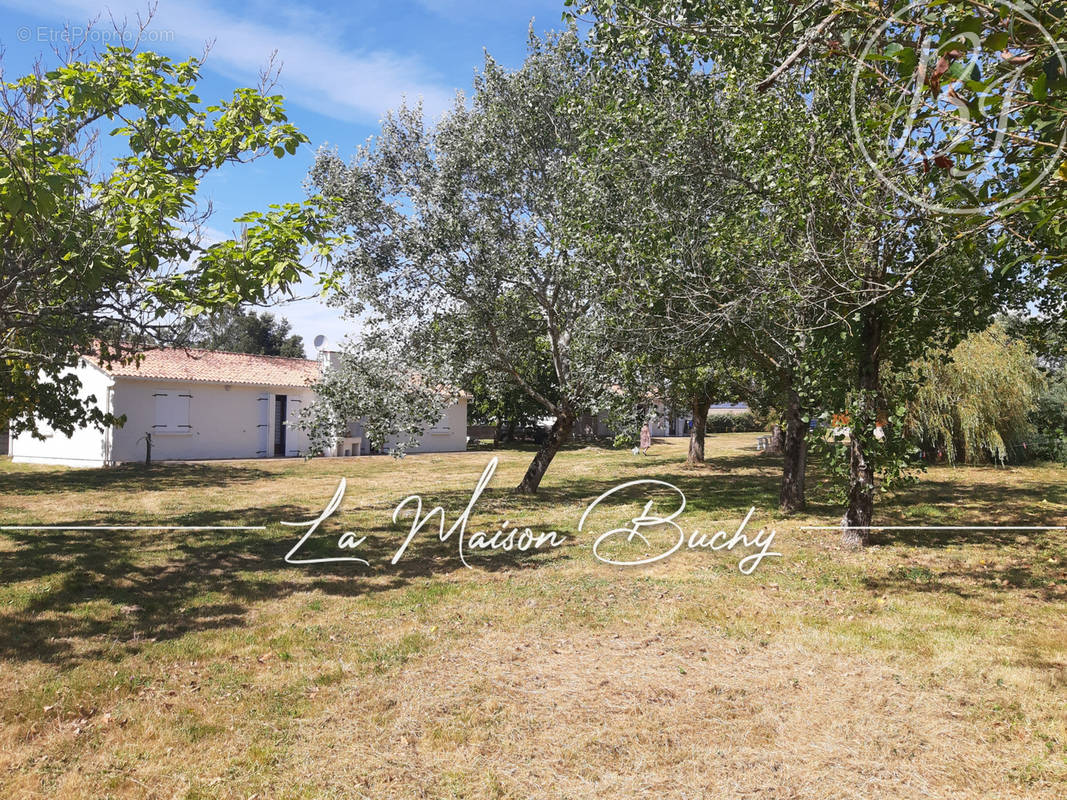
left=153, top=392, right=192, bottom=434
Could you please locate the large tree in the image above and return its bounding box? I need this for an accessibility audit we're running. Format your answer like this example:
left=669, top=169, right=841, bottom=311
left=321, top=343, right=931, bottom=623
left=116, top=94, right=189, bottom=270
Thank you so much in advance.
left=569, top=57, right=852, bottom=512
left=571, top=2, right=1027, bottom=536
left=686, top=77, right=1016, bottom=539
left=562, top=63, right=760, bottom=472
left=1, top=43, right=332, bottom=438
left=308, top=30, right=616, bottom=492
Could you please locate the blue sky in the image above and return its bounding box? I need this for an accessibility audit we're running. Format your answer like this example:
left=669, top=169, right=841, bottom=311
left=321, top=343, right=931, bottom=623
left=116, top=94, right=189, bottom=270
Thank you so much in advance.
left=0, top=0, right=569, bottom=354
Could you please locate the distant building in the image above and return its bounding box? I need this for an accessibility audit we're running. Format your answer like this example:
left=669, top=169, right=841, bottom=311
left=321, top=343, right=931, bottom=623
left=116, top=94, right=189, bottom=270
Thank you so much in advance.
left=574, top=400, right=749, bottom=440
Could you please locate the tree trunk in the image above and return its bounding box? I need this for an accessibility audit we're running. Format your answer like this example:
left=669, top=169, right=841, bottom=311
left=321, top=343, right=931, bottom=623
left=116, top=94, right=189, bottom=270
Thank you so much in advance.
left=841, top=308, right=883, bottom=547
left=766, top=424, right=783, bottom=454
left=687, top=394, right=712, bottom=465
left=841, top=436, right=875, bottom=546
left=779, top=389, right=807, bottom=513
left=516, top=412, right=574, bottom=494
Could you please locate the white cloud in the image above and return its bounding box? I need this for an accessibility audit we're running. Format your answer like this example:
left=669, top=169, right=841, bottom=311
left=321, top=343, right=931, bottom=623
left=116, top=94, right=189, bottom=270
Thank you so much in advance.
left=2, top=0, right=457, bottom=121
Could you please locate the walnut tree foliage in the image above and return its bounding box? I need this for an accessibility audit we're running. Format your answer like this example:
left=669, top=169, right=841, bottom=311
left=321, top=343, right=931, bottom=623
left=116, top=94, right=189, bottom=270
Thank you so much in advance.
left=0, top=45, right=334, bottom=438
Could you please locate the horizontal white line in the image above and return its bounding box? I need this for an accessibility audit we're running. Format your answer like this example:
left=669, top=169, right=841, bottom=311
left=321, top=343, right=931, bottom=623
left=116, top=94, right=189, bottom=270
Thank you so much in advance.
left=803, top=525, right=1065, bottom=531
left=0, top=526, right=266, bottom=531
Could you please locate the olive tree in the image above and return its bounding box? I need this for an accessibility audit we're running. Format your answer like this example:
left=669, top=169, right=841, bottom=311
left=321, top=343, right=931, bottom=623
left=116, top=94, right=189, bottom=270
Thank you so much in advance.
left=299, top=328, right=460, bottom=457
left=308, top=31, right=616, bottom=492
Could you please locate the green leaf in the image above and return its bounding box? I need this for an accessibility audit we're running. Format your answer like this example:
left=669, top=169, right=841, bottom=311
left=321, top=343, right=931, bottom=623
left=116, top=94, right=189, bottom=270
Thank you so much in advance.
left=895, top=47, right=918, bottom=81
left=1032, top=72, right=1048, bottom=101
left=984, top=32, right=1009, bottom=53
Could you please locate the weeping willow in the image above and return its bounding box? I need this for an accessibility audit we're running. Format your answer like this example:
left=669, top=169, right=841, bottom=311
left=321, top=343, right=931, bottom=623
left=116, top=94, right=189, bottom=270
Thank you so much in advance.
left=906, top=325, right=1045, bottom=464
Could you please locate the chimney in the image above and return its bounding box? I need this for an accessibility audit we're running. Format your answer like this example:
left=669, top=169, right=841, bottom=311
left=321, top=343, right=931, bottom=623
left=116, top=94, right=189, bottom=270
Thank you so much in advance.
left=313, top=334, right=341, bottom=372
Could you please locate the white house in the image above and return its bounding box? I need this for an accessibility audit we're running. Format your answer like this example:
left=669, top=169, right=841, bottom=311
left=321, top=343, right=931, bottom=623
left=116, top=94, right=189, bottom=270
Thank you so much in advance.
left=9, top=347, right=468, bottom=467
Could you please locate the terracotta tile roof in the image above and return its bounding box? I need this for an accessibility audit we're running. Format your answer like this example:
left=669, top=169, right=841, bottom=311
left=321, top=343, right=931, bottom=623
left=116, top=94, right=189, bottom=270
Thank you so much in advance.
left=96, top=347, right=321, bottom=388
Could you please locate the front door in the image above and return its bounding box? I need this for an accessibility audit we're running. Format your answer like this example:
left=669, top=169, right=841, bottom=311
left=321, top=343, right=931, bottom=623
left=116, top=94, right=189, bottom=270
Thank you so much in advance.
left=273, top=395, right=287, bottom=456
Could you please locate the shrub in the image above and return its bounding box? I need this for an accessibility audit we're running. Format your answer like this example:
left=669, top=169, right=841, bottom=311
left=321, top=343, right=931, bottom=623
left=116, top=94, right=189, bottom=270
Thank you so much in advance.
left=1025, top=433, right=1067, bottom=463
left=1027, top=374, right=1067, bottom=463
left=707, top=411, right=761, bottom=433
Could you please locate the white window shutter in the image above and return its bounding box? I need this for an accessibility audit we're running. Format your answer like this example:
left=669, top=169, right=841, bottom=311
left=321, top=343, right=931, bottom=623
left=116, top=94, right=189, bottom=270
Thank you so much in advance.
left=152, top=391, right=191, bottom=433
left=256, top=393, right=269, bottom=455
left=176, top=393, right=192, bottom=430
left=153, top=393, right=169, bottom=430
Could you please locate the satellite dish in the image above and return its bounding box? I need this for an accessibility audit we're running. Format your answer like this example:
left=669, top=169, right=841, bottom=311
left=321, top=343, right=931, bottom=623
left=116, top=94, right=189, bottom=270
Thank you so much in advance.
left=313, top=334, right=326, bottom=349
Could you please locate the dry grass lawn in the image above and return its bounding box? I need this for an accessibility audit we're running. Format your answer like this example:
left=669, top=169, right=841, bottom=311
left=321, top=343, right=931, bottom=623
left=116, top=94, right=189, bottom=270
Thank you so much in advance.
left=0, top=434, right=1064, bottom=799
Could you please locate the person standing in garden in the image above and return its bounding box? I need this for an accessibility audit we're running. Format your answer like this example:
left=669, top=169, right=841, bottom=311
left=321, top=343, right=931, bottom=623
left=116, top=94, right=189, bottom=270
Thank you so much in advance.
left=639, top=422, right=652, bottom=455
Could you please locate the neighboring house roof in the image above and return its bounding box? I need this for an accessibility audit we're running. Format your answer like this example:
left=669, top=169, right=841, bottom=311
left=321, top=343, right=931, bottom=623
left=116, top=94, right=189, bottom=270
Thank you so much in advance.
left=94, top=347, right=320, bottom=388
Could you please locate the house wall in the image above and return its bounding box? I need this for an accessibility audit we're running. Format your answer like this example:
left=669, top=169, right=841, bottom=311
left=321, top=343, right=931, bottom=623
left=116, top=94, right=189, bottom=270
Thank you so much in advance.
left=571, top=408, right=689, bottom=441
left=383, top=397, right=468, bottom=454
left=575, top=414, right=612, bottom=439
left=648, top=417, right=671, bottom=437
left=110, top=379, right=316, bottom=463
left=11, top=368, right=468, bottom=466
left=649, top=403, right=690, bottom=437
left=416, top=397, right=468, bottom=453
left=10, top=362, right=114, bottom=467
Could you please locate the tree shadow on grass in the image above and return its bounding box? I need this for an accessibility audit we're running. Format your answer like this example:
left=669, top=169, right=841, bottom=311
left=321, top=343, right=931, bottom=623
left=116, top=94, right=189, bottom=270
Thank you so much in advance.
left=0, top=450, right=793, bottom=667
left=869, top=474, right=1066, bottom=548
left=404, top=449, right=782, bottom=522
left=0, top=461, right=276, bottom=496
left=0, top=497, right=559, bottom=666
left=857, top=472, right=1066, bottom=603
left=4, top=450, right=1058, bottom=667
left=862, top=560, right=1064, bottom=603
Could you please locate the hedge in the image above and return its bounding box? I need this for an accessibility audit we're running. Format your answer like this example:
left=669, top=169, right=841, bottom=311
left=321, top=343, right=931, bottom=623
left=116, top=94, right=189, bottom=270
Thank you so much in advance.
left=706, top=412, right=761, bottom=433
